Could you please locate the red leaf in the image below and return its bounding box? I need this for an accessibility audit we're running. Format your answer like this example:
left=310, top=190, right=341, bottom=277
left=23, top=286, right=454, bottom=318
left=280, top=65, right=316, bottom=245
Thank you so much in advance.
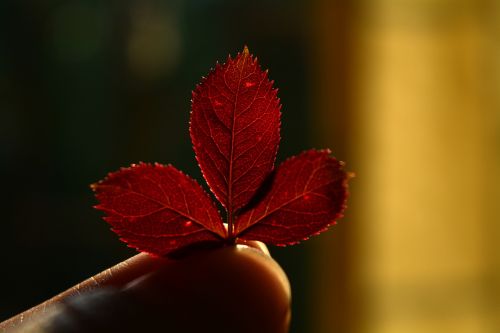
left=92, top=47, right=352, bottom=257
left=190, top=46, right=281, bottom=215
left=234, top=150, right=350, bottom=246
left=91, top=163, right=226, bottom=256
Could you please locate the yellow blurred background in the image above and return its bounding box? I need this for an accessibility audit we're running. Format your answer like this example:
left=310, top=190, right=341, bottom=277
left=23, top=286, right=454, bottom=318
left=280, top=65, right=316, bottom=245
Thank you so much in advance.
left=311, top=0, right=500, bottom=332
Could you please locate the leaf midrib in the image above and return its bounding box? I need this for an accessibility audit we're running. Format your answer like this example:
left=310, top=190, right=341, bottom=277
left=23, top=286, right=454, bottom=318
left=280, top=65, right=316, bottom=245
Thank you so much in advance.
left=99, top=185, right=224, bottom=237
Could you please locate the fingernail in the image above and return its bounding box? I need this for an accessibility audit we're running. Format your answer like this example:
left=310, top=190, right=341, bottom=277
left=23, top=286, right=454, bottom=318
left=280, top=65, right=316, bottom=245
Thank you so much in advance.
left=235, top=240, right=271, bottom=256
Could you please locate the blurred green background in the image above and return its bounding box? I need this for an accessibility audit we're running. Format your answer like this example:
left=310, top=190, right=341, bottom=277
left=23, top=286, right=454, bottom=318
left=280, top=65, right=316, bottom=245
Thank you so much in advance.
left=0, top=0, right=316, bottom=331
left=1, top=0, right=499, bottom=332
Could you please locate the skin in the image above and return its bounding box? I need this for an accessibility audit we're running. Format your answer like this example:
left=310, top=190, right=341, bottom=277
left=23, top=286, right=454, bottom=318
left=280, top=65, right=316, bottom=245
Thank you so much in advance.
left=0, top=242, right=291, bottom=333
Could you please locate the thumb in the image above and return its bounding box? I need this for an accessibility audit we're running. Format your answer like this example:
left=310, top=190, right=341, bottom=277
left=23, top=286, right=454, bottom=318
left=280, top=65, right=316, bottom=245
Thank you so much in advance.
left=43, top=244, right=291, bottom=333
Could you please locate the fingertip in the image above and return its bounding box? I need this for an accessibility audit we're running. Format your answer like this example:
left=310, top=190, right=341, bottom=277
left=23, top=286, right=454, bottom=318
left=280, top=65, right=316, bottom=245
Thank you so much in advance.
left=124, top=245, right=291, bottom=333
left=232, top=243, right=290, bottom=301
left=30, top=246, right=291, bottom=333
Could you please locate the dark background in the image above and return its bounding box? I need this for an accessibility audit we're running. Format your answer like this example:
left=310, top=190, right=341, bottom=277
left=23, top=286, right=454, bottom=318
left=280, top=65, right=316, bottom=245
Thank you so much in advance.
left=0, top=1, right=322, bottom=331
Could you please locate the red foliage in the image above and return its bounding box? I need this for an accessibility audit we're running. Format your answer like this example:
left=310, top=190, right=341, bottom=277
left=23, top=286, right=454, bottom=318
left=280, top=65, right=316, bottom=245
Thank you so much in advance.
left=92, top=47, right=351, bottom=257
left=235, top=150, right=349, bottom=246
left=190, top=46, right=281, bottom=214
left=91, top=163, right=225, bottom=256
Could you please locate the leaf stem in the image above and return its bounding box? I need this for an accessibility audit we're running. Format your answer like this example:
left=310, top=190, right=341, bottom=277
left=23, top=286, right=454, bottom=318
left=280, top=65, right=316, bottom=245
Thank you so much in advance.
left=227, top=209, right=234, bottom=240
